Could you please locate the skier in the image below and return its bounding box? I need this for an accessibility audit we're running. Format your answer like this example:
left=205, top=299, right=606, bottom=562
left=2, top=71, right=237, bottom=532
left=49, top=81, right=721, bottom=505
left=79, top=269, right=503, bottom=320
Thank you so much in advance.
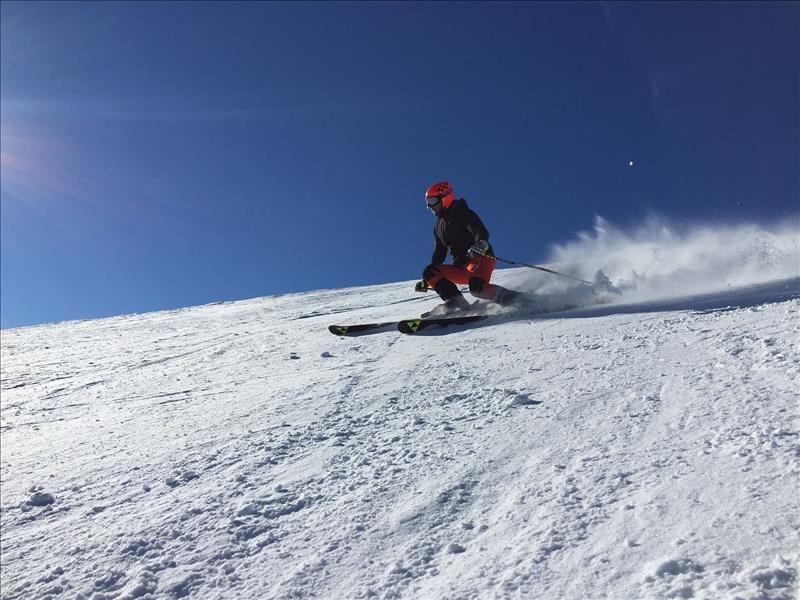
left=415, top=181, right=523, bottom=314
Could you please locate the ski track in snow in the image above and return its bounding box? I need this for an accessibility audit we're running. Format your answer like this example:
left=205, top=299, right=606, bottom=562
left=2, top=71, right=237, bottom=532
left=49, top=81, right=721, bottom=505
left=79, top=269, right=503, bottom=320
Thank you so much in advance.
left=1, top=276, right=798, bottom=599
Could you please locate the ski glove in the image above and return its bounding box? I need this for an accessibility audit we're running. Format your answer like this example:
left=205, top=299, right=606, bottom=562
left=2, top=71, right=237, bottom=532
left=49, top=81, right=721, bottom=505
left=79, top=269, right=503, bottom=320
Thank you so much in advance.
left=414, top=280, right=429, bottom=293
left=469, top=239, right=490, bottom=257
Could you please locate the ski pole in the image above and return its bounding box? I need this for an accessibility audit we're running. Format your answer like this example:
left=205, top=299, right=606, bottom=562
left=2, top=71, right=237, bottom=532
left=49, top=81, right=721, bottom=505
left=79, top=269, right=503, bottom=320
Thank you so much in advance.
left=486, top=253, right=594, bottom=286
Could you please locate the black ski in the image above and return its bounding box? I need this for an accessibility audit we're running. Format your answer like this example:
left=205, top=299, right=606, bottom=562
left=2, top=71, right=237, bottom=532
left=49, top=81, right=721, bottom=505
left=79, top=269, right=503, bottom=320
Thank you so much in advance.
left=328, top=322, right=397, bottom=336
left=397, top=314, right=488, bottom=334
left=329, top=314, right=488, bottom=336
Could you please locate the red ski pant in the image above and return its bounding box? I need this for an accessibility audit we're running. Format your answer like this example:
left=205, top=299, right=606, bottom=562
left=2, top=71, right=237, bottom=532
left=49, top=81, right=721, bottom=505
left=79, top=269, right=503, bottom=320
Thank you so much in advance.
left=425, top=256, right=499, bottom=299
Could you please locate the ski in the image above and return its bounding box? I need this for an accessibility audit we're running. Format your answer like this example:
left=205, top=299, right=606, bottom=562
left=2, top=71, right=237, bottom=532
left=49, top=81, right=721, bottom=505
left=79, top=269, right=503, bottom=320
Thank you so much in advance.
left=329, top=314, right=489, bottom=336
left=397, top=314, right=488, bottom=334
left=328, top=322, right=397, bottom=336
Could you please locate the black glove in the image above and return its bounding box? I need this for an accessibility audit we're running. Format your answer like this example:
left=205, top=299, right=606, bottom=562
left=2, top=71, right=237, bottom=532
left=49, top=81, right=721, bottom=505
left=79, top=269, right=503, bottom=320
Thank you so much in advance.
left=414, top=280, right=429, bottom=292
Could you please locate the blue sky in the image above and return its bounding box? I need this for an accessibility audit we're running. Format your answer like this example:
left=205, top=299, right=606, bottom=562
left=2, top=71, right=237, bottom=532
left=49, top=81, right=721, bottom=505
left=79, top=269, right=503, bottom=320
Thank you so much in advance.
left=1, top=1, right=797, bottom=329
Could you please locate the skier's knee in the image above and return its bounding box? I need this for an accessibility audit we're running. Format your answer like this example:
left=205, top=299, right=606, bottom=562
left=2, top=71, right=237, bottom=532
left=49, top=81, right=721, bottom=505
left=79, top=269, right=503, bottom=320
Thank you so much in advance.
left=468, top=277, right=486, bottom=297
left=423, top=264, right=440, bottom=282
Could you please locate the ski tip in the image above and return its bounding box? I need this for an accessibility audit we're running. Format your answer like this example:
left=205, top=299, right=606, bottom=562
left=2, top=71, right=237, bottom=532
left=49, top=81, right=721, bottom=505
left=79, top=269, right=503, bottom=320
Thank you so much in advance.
left=328, top=325, right=349, bottom=336
left=397, top=319, right=423, bottom=334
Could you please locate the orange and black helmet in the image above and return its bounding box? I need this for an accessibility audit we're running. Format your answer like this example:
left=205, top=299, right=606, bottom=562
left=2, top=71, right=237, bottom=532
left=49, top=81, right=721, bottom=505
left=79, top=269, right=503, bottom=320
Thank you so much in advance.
left=425, top=181, right=455, bottom=209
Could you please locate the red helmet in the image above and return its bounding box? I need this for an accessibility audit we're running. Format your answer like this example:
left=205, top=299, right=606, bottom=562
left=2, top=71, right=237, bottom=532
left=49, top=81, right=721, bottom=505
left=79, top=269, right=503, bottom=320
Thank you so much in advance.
left=425, top=180, right=455, bottom=209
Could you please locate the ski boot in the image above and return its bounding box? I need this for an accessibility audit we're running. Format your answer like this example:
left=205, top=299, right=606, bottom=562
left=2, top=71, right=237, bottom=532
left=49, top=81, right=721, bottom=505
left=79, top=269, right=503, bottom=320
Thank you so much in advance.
left=492, top=286, right=534, bottom=308
left=422, top=296, right=473, bottom=318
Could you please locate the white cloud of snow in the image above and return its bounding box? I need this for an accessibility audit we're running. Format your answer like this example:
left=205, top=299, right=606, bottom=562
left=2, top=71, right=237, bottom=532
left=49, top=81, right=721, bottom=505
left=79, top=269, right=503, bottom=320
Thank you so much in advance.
left=509, top=215, right=800, bottom=311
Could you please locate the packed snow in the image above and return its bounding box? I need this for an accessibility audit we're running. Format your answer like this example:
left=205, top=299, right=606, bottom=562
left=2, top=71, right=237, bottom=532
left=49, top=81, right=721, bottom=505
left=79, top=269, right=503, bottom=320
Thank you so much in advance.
left=1, top=219, right=798, bottom=599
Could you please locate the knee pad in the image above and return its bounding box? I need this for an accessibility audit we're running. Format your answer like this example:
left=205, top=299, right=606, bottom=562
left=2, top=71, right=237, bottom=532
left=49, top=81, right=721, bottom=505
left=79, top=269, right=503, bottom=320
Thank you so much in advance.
left=423, top=264, right=440, bottom=282
left=468, top=277, right=486, bottom=295
left=433, top=278, right=460, bottom=301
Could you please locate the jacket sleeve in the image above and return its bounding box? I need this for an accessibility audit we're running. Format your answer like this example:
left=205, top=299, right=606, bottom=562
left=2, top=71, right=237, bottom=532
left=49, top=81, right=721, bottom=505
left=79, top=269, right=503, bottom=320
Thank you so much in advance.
left=431, top=228, right=447, bottom=265
left=465, top=209, right=490, bottom=242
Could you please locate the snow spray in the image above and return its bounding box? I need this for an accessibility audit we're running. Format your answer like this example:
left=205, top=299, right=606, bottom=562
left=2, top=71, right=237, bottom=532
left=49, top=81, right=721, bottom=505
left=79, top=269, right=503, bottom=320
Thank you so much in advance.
left=511, top=215, right=800, bottom=310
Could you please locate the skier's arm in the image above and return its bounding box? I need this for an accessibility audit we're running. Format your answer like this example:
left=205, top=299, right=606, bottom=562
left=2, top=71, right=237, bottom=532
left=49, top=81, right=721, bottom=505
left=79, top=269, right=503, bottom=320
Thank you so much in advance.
left=465, top=210, right=490, bottom=243
left=431, top=229, right=447, bottom=264
left=465, top=210, right=494, bottom=258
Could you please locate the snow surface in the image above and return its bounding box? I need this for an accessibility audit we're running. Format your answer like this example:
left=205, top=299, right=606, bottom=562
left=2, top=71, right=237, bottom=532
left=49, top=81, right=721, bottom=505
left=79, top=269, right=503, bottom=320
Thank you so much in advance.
left=1, top=220, right=799, bottom=599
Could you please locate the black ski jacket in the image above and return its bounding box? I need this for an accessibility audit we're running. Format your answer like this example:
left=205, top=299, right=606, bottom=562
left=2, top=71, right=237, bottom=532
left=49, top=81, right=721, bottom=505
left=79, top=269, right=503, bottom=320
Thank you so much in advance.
left=431, top=198, right=494, bottom=267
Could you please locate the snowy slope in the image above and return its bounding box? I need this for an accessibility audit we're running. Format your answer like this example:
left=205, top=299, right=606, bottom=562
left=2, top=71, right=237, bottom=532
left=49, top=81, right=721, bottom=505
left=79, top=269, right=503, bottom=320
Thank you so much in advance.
left=2, top=220, right=799, bottom=599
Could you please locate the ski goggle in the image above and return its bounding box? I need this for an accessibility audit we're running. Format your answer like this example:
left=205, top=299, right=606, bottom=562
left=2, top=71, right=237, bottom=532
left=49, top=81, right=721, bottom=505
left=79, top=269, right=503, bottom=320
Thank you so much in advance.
left=425, top=195, right=443, bottom=208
